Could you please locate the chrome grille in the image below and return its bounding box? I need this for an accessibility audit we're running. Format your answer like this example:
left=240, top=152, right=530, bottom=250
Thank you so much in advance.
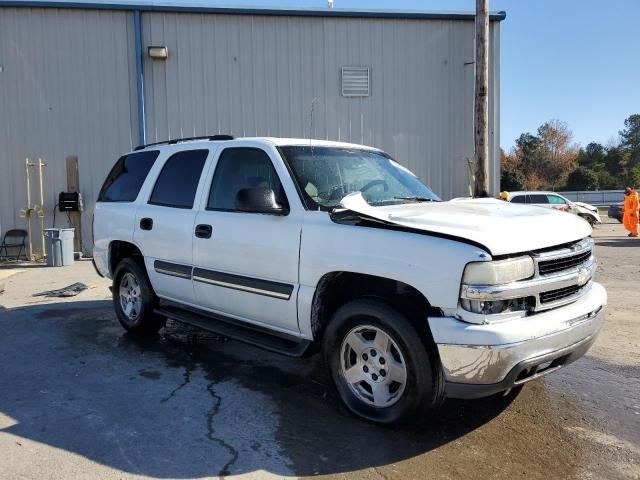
left=540, top=284, right=584, bottom=304
left=459, top=237, right=596, bottom=314
left=538, top=250, right=592, bottom=275
left=531, top=237, right=595, bottom=311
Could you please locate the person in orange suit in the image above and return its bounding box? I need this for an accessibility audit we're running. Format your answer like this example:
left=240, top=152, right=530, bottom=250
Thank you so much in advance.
left=623, top=186, right=639, bottom=237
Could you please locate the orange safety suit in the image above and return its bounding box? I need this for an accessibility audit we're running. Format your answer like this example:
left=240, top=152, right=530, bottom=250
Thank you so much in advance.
left=623, top=190, right=639, bottom=236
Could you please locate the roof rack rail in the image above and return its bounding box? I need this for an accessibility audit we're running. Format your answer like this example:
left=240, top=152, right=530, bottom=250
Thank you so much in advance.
left=134, top=134, right=234, bottom=151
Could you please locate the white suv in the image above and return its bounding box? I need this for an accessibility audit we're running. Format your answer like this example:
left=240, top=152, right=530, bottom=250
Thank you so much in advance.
left=507, top=191, right=601, bottom=226
left=93, top=136, right=607, bottom=424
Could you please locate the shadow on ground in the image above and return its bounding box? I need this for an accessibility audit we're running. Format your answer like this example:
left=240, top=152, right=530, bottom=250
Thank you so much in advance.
left=0, top=300, right=523, bottom=478
left=0, top=262, right=47, bottom=269
left=595, top=239, right=640, bottom=248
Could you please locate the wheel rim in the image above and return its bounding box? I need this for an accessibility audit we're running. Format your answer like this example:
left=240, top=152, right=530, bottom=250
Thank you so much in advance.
left=339, top=324, right=407, bottom=408
left=119, top=272, right=143, bottom=322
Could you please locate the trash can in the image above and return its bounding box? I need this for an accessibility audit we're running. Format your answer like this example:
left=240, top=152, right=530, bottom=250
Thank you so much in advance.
left=43, top=228, right=75, bottom=267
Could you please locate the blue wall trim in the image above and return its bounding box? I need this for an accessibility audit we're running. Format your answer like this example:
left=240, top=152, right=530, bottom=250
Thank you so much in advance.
left=0, top=1, right=506, bottom=21
left=133, top=9, right=145, bottom=145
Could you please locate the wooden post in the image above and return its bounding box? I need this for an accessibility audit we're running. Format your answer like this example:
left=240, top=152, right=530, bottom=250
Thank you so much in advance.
left=66, top=156, right=82, bottom=252
left=37, top=158, right=46, bottom=258
left=24, top=158, right=33, bottom=260
left=474, top=0, right=490, bottom=197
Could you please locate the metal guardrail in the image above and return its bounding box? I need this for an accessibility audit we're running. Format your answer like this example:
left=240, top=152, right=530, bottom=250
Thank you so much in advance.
left=557, top=190, right=625, bottom=206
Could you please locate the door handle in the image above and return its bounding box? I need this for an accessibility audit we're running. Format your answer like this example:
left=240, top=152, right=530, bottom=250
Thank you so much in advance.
left=195, top=224, right=213, bottom=239
left=140, top=218, right=153, bottom=230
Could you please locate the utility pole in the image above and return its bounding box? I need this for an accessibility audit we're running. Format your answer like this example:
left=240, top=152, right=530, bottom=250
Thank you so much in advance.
left=474, top=0, right=489, bottom=197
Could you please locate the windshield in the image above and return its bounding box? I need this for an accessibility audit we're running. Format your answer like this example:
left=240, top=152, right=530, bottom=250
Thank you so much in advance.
left=279, top=146, right=440, bottom=211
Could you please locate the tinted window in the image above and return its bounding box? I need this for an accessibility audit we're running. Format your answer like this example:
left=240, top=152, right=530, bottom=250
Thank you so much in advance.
left=208, top=148, right=287, bottom=211
left=510, top=195, right=526, bottom=204
left=547, top=194, right=567, bottom=205
left=98, top=150, right=159, bottom=202
left=149, top=149, right=208, bottom=209
left=529, top=194, right=549, bottom=204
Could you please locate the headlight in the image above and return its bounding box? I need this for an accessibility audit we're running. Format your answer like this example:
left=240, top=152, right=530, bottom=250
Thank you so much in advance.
left=460, top=298, right=528, bottom=315
left=462, top=256, right=534, bottom=285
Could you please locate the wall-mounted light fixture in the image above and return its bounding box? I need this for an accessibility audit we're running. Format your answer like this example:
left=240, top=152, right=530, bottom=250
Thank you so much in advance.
left=148, top=46, right=168, bottom=60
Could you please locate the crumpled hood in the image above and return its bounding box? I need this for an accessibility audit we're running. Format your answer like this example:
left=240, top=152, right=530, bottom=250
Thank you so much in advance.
left=573, top=201, right=598, bottom=213
left=573, top=202, right=598, bottom=211
left=338, top=193, right=592, bottom=256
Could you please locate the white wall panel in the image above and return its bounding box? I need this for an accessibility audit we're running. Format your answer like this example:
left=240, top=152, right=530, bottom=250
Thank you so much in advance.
left=142, top=13, right=499, bottom=201
left=0, top=6, right=500, bottom=254
left=0, top=7, right=137, bottom=254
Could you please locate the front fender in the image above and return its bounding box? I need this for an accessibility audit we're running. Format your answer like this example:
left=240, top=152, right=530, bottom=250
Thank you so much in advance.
left=297, top=212, right=487, bottom=335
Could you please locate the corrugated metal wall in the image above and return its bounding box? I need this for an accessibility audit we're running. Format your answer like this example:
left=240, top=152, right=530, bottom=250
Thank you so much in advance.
left=0, top=7, right=500, bottom=254
left=0, top=7, right=138, bottom=254
left=142, top=13, right=500, bottom=199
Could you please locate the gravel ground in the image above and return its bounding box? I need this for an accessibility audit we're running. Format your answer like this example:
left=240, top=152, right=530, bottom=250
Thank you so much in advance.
left=0, top=220, right=638, bottom=480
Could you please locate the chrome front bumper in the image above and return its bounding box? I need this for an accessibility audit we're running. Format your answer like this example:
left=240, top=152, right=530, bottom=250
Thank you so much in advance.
left=429, top=282, right=607, bottom=399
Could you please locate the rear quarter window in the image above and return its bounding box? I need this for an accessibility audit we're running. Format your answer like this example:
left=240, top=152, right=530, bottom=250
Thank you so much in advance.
left=98, top=150, right=160, bottom=202
left=510, top=195, right=526, bottom=204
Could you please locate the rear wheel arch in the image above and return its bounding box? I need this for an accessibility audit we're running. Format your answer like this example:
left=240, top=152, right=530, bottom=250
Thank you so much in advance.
left=109, top=240, right=145, bottom=276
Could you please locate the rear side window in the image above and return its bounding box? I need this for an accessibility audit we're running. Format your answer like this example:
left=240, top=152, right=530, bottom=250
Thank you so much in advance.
left=529, top=194, right=549, bottom=204
left=207, top=148, right=287, bottom=211
left=510, top=195, right=526, bottom=204
left=149, top=149, right=209, bottom=209
left=98, top=150, right=159, bottom=202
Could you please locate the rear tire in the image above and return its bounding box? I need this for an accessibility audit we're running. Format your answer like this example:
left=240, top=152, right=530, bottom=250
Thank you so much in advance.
left=323, top=298, right=444, bottom=425
left=112, top=258, right=164, bottom=335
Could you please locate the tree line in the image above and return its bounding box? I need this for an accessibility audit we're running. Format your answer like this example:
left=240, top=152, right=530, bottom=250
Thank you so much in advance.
left=500, top=114, right=640, bottom=191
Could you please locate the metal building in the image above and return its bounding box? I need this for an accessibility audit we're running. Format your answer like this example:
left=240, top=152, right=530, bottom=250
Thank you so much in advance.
left=0, top=2, right=504, bottom=254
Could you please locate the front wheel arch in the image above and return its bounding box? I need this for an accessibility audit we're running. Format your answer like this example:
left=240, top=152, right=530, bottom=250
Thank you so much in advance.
left=310, top=271, right=441, bottom=344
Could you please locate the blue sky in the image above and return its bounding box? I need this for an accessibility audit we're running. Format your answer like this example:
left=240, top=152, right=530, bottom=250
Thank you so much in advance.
left=189, top=0, right=639, bottom=150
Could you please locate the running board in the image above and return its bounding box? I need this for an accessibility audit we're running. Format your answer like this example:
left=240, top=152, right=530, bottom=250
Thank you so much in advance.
left=154, top=303, right=311, bottom=357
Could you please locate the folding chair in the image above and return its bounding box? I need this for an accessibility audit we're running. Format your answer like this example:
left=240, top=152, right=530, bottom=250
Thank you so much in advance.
left=0, top=229, right=28, bottom=261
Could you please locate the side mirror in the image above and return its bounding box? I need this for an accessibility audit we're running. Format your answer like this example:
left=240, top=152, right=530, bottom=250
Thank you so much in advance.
left=234, top=187, right=289, bottom=215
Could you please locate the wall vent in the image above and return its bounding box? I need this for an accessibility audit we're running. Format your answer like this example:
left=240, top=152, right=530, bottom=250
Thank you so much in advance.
left=341, top=66, right=370, bottom=97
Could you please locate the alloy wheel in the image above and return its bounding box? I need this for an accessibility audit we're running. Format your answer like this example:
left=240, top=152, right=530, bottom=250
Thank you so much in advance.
left=339, top=325, right=408, bottom=408
left=119, top=272, right=143, bottom=321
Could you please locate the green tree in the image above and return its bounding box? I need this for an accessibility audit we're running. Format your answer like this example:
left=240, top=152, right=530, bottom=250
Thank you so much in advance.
left=603, top=146, right=628, bottom=180
left=566, top=167, right=599, bottom=191
left=620, top=114, right=640, bottom=151
left=512, top=133, right=545, bottom=189
left=595, top=170, right=618, bottom=190
left=500, top=168, right=526, bottom=191
left=630, top=165, right=640, bottom=189
left=620, top=114, right=640, bottom=179
left=577, top=142, right=606, bottom=169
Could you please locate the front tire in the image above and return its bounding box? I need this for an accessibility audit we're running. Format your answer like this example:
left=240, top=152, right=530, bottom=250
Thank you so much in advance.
left=323, top=298, right=444, bottom=424
left=113, top=258, right=164, bottom=335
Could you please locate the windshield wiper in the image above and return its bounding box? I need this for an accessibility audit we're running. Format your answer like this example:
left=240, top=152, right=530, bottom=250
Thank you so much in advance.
left=393, top=196, right=437, bottom=202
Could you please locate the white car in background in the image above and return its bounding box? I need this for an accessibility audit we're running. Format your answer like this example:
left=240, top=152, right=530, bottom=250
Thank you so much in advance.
left=507, top=191, right=601, bottom=226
